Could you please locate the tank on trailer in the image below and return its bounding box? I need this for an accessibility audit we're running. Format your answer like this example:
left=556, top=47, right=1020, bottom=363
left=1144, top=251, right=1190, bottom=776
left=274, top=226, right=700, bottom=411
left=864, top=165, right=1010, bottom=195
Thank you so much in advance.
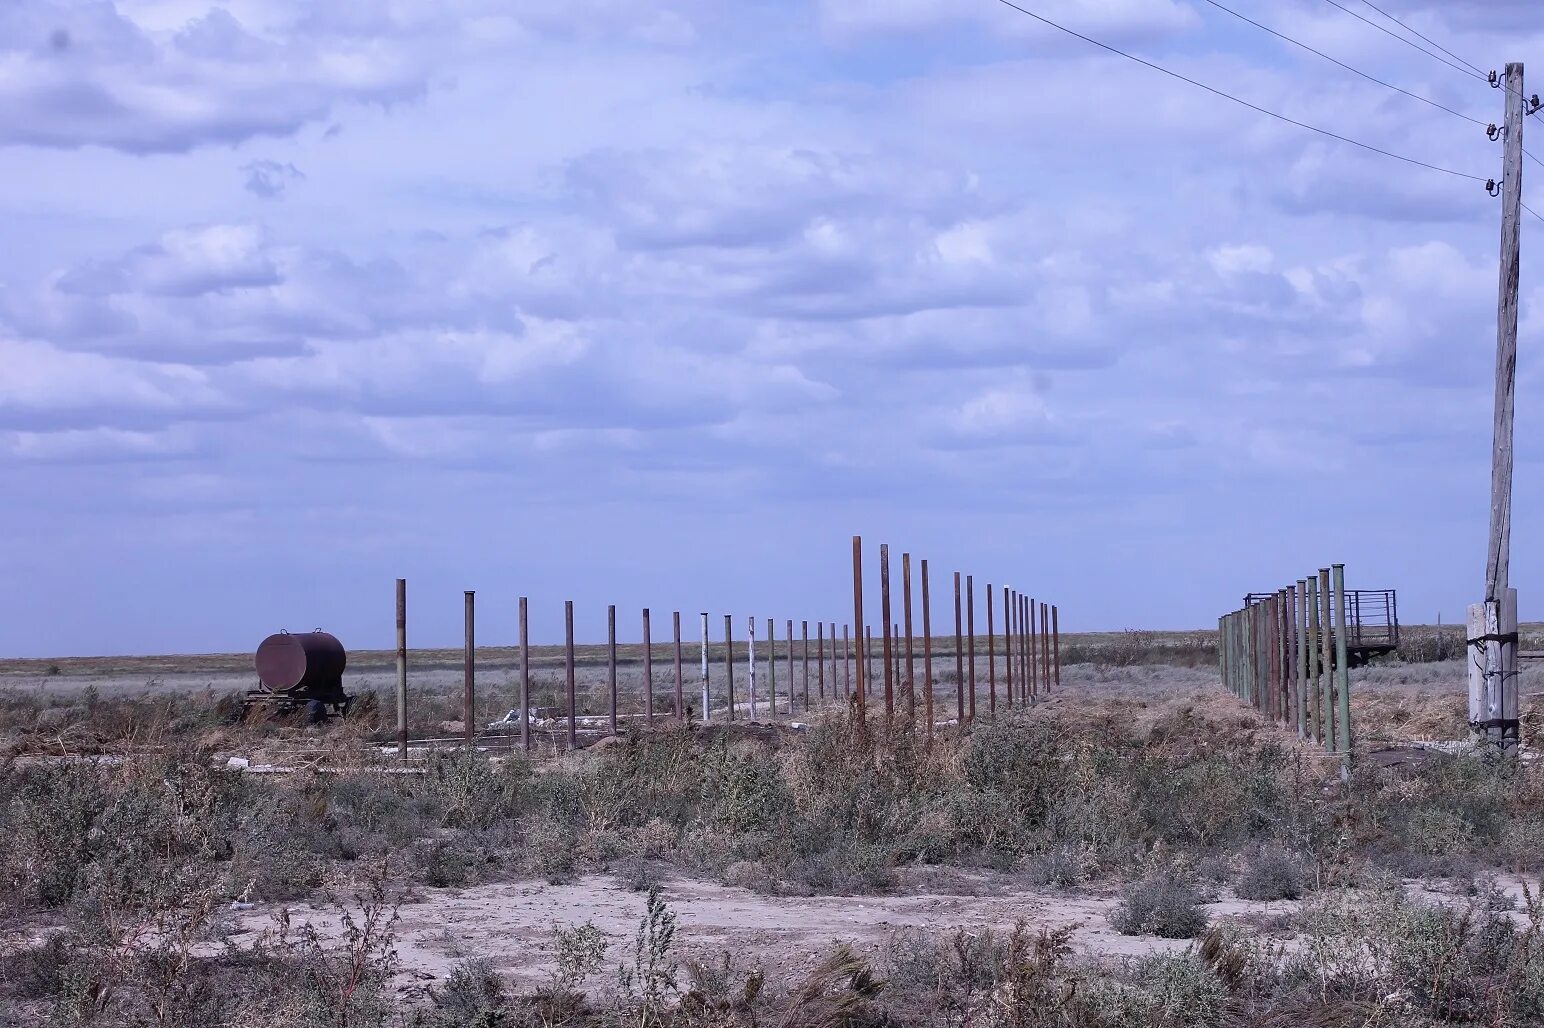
left=245, top=630, right=352, bottom=720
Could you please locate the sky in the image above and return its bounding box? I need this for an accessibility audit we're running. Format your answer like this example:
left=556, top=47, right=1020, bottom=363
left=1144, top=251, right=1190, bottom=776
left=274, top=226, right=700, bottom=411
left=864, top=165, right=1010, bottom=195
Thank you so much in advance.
left=2, top=0, right=1543, bottom=656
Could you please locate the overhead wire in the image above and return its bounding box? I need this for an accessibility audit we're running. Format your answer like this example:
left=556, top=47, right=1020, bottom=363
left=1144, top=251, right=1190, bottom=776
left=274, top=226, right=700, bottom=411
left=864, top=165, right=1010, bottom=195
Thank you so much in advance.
left=1198, top=0, right=1486, bottom=127
left=1315, top=0, right=1485, bottom=82
left=990, top=0, right=1488, bottom=183
left=1354, top=0, right=1487, bottom=78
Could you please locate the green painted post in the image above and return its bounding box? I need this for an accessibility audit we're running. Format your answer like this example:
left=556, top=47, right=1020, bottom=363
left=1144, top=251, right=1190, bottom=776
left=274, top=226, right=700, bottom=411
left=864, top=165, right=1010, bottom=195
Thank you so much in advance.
left=1332, top=564, right=1353, bottom=777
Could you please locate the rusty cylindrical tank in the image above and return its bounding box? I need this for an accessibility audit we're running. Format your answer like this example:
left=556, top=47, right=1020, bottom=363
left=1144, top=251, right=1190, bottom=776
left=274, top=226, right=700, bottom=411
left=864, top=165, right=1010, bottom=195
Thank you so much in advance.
left=254, top=631, right=347, bottom=701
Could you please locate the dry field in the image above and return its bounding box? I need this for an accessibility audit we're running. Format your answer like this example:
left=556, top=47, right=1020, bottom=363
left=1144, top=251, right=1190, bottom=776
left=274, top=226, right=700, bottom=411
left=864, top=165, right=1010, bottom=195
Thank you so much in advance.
left=4, top=630, right=1544, bottom=1027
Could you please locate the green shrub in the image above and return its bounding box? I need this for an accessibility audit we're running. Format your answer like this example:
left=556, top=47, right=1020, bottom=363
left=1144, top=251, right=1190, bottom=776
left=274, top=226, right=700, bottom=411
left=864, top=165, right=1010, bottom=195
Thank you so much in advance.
left=1235, top=845, right=1311, bottom=901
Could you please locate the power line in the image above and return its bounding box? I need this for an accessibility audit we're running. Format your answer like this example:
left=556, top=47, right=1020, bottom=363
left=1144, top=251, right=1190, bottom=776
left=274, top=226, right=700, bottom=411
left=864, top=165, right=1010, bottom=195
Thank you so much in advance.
left=1199, top=0, right=1486, bottom=127
left=1317, top=0, right=1486, bottom=82
left=1525, top=201, right=1544, bottom=226
left=1355, top=0, right=1486, bottom=78
left=991, top=0, right=1488, bottom=183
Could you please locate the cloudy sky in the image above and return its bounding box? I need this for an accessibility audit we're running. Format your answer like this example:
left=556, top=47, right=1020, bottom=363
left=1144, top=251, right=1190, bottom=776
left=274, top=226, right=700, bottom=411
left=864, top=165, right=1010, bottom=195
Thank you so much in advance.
left=2, top=0, right=1541, bottom=656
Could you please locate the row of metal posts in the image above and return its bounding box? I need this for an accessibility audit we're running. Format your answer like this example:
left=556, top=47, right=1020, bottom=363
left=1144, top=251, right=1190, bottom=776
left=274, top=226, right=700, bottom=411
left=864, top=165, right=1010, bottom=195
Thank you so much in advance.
left=1217, top=564, right=1353, bottom=776
left=392, top=548, right=1064, bottom=753
left=849, top=535, right=1061, bottom=740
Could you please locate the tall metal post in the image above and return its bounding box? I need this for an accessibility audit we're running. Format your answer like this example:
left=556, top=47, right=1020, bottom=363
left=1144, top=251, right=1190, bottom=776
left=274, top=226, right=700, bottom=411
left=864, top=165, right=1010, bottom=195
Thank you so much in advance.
left=748, top=616, right=757, bottom=721
left=965, top=575, right=977, bottom=722
left=767, top=617, right=777, bottom=719
left=1052, top=604, right=1060, bottom=690
left=817, top=622, right=826, bottom=701
left=643, top=609, right=654, bottom=726
left=1003, top=586, right=1014, bottom=707
left=673, top=611, right=684, bottom=721
left=395, top=578, right=407, bottom=757
left=880, top=544, right=894, bottom=730
left=700, top=612, right=710, bottom=723
left=565, top=600, right=577, bottom=750
left=1332, top=564, right=1354, bottom=777
left=608, top=604, right=618, bottom=736
left=953, top=573, right=964, bottom=722
left=464, top=590, right=475, bottom=747
left=786, top=619, right=795, bottom=714
left=903, top=553, right=916, bottom=725
left=802, top=620, right=810, bottom=708
left=921, top=560, right=935, bottom=739
left=724, top=614, right=735, bottom=721
left=1319, top=569, right=1335, bottom=750
left=986, top=583, right=997, bottom=714
left=520, top=596, right=531, bottom=751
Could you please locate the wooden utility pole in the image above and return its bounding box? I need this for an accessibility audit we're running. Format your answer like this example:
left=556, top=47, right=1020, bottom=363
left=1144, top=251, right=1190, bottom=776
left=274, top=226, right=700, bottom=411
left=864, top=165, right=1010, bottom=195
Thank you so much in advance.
left=1472, top=61, right=1525, bottom=750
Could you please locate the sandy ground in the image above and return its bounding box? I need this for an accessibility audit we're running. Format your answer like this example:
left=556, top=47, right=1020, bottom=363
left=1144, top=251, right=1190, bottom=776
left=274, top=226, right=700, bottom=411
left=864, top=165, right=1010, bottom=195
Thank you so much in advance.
left=224, top=871, right=1300, bottom=1000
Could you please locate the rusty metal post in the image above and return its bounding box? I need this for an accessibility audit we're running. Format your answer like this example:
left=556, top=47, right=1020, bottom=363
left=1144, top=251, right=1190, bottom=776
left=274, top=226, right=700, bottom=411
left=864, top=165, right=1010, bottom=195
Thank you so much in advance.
left=1052, top=604, right=1060, bottom=691
left=464, top=590, right=475, bottom=748
left=748, top=615, right=758, bottom=722
left=700, top=612, right=711, bottom=724
left=865, top=624, right=874, bottom=698
left=395, top=578, right=407, bottom=757
left=565, top=600, right=577, bottom=750
left=1292, top=583, right=1305, bottom=738
left=1003, top=586, right=1014, bottom=708
left=843, top=623, right=852, bottom=700
left=1020, top=593, right=1030, bottom=699
left=1332, top=564, right=1353, bottom=774
left=1304, top=580, right=1319, bottom=741
left=1041, top=601, right=1050, bottom=698
left=1028, top=595, right=1037, bottom=698
left=767, top=617, right=776, bottom=720
left=643, top=609, right=654, bottom=726
left=921, top=559, right=934, bottom=740
left=786, top=619, right=795, bottom=714
left=1265, top=595, right=1277, bottom=721
left=607, top=604, right=619, bottom=736
left=966, top=574, right=977, bottom=722
left=953, top=572, right=964, bottom=723
left=986, top=583, right=997, bottom=715
left=1319, top=568, right=1334, bottom=749
left=802, top=620, right=810, bottom=709
left=880, top=544, right=894, bottom=731
left=724, top=614, right=735, bottom=721
left=673, top=612, right=684, bottom=721
left=519, top=596, right=531, bottom=751
left=853, top=536, right=865, bottom=718
left=903, top=553, right=916, bottom=725
left=817, top=621, right=826, bottom=701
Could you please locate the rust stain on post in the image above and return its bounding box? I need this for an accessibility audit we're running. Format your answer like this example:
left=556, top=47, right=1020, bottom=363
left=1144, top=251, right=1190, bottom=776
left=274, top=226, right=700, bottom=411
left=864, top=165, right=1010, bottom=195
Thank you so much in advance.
left=768, top=617, right=777, bottom=720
